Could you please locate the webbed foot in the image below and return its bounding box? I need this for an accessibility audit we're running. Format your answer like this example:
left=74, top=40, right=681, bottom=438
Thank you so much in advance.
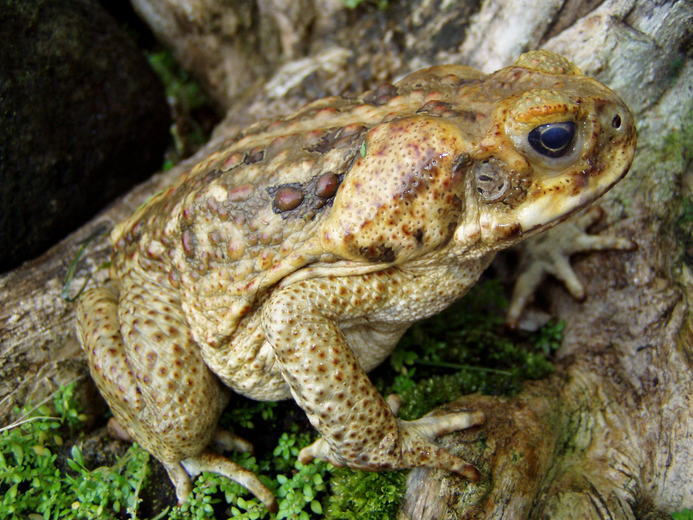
left=298, top=406, right=484, bottom=481
left=506, top=207, right=635, bottom=328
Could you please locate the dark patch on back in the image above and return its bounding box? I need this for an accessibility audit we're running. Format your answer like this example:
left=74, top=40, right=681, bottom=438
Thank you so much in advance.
left=359, top=244, right=396, bottom=263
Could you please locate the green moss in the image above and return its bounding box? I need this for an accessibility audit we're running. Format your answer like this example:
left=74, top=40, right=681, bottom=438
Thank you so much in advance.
left=324, top=469, right=406, bottom=519
left=0, top=382, right=150, bottom=519
left=672, top=510, right=693, bottom=520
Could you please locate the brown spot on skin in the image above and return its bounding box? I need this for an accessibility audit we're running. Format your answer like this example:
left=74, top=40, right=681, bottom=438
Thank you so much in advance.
left=315, top=173, right=341, bottom=198
left=271, top=186, right=304, bottom=212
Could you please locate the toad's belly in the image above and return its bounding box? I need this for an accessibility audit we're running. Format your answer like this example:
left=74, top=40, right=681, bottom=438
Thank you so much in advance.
left=197, top=310, right=292, bottom=401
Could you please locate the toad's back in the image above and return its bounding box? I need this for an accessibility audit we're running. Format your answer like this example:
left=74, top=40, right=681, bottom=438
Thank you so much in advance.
left=110, top=59, right=602, bottom=348
left=110, top=64, right=497, bottom=344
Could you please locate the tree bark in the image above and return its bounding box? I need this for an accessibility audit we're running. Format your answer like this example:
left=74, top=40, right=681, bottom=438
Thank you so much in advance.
left=400, top=1, right=693, bottom=518
left=1, top=0, right=690, bottom=517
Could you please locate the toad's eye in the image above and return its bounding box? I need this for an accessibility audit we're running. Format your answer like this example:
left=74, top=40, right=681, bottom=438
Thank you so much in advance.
left=527, top=121, right=576, bottom=158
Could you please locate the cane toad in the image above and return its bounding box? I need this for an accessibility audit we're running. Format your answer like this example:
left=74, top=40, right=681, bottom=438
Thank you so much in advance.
left=76, top=51, right=636, bottom=510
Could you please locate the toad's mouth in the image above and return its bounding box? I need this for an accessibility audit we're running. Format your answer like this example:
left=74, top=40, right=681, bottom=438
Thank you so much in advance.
left=514, top=149, right=633, bottom=236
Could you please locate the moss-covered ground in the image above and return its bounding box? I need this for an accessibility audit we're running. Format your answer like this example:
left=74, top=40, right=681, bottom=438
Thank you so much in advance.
left=1, top=279, right=573, bottom=519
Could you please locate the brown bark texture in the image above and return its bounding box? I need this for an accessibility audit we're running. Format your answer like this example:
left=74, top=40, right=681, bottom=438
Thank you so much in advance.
left=1, top=0, right=690, bottom=518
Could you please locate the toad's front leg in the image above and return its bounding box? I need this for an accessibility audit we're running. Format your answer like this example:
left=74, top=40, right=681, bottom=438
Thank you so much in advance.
left=262, top=271, right=484, bottom=479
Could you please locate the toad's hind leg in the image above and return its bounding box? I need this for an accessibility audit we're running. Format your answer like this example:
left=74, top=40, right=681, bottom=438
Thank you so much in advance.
left=76, top=283, right=275, bottom=511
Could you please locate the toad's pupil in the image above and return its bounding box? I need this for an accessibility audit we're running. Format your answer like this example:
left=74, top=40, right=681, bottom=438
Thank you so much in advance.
left=528, top=121, right=576, bottom=158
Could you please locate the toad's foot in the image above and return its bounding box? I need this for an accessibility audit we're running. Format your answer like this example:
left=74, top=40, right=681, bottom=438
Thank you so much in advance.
left=506, top=206, right=636, bottom=328
left=179, top=452, right=277, bottom=513
left=298, top=409, right=485, bottom=481
left=107, top=419, right=275, bottom=511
